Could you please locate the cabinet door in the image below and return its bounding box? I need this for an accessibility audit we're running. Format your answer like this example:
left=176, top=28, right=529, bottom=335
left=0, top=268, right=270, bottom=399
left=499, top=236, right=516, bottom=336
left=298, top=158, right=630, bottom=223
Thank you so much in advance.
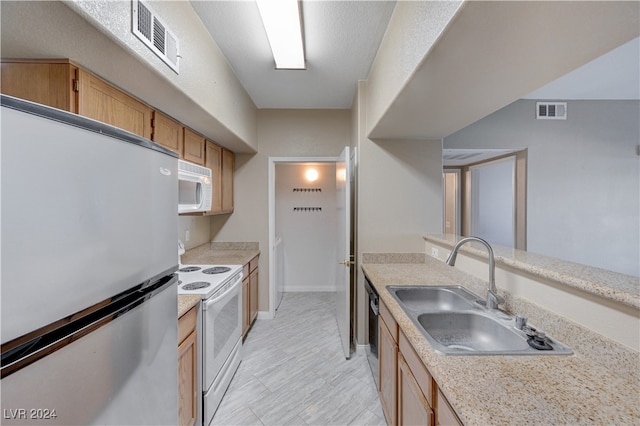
left=204, top=141, right=223, bottom=214
left=242, top=277, right=250, bottom=338
left=153, top=111, right=184, bottom=154
left=379, top=317, right=398, bottom=425
left=77, top=69, right=152, bottom=139
left=436, top=390, right=463, bottom=426
left=249, top=268, right=258, bottom=323
left=1, top=61, right=78, bottom=113
left=398, top=353, right=433, bottom=426
left=183, top=128, right=206, bottom=165
left=221, top=149, right=235, bottom=213
left=178, top=330, right=197, bottom=426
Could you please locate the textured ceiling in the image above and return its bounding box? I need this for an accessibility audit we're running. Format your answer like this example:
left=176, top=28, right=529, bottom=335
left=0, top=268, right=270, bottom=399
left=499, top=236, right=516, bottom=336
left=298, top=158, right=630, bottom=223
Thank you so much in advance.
left=190, top=0, right=396, bottom=109
left=191, top=1, right=638, bottom=112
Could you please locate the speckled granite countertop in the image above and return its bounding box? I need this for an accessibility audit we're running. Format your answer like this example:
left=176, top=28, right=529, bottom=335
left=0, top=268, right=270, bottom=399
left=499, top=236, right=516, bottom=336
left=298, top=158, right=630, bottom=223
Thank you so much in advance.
left=425, top=234, right=640, bottom=309
left=362, top=257, right=640, bottom=425
left=180, top=242, right=260, bottom=267
left=178, top=295, right=200, bottom=317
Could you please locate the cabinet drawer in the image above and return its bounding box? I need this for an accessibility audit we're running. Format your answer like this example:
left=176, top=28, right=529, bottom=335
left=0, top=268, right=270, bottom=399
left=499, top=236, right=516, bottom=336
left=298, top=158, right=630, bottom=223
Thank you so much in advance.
left=399, top=331, right=433, bottom=407
left=242, top=263, right=250, bottom=278
left=249, top=255, right=259, bottom=273
left=178, top=306, right=197, bottom=344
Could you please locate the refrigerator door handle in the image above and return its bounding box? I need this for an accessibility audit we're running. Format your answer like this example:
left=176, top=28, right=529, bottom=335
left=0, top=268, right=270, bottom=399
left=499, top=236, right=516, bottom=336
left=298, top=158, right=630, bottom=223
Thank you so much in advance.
left=0, top=274, right=177, bottom=379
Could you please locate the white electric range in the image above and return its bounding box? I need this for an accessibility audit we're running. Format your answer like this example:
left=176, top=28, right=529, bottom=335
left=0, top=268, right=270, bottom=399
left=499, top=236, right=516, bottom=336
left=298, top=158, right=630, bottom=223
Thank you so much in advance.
left=177, top=264, right=243, bottom=425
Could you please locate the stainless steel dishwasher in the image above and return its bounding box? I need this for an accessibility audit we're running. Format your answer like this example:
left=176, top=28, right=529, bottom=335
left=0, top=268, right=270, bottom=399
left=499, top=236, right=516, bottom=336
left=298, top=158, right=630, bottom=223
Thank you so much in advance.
left=364, top=276, right=379, bottom=387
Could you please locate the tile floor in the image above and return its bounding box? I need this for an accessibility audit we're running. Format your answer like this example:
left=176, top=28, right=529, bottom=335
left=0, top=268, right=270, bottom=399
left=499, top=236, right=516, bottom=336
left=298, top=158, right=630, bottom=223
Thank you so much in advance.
left=211, top=292, right=386, bottom=426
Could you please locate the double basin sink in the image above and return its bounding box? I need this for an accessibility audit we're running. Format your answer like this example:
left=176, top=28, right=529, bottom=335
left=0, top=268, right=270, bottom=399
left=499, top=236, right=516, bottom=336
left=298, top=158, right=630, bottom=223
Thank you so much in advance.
left=388, top=286, right=572, bottom=355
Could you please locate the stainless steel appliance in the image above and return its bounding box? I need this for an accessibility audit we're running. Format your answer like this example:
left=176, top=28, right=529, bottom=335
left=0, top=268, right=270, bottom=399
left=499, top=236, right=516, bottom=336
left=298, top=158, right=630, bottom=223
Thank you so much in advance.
left=1, top=95, right=179, bottom=425
left=178, top=264, right=243, bottom=426
left=364, top=276, right=379, bottom=387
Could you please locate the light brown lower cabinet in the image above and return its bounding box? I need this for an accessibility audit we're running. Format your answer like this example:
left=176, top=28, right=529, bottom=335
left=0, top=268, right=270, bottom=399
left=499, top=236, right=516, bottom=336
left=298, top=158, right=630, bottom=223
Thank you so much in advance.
left=249, top=263, right=258, bottom=324
left=379, top=307, right=398, bottom=425
left=398, top=353, right=434, bottom=426
left=436, top=389, right=463, bottom=426
left=178, top=306, right=197, bottom=426
left=242, top=255, right=259, bottom=339
left=378, top=299, right=463, bottom=426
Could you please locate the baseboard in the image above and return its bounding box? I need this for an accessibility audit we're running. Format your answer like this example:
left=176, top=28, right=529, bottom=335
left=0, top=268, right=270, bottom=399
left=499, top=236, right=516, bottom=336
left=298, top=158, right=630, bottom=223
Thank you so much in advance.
left=355, top=343, right=368, bottom=355
left=257, top=311, right=273, bottom=320
left=283, top=286, right=336, bottom=292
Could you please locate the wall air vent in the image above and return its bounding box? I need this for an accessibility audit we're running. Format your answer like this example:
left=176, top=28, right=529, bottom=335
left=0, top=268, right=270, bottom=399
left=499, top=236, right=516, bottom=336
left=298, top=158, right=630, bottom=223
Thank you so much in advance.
left=132, top=0, right=179, bottom=73
left=536, top=102, right=567, bottom=120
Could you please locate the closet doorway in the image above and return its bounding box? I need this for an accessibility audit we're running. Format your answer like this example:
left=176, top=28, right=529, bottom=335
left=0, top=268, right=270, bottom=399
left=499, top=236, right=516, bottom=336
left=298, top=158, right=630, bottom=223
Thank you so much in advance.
left=268, top=156, right=339, bottom=319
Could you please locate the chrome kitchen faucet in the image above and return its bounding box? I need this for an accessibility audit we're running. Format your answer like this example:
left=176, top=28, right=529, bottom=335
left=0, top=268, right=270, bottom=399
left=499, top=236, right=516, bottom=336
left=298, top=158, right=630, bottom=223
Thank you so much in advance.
left=445, top=237, right=505, bottom=309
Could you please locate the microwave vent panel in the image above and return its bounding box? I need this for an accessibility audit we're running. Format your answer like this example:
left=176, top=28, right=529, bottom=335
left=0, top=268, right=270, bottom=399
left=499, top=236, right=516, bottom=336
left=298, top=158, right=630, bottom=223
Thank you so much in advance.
left=536, top=102, right=567, bottom=120
left=178, top=160, right=212, bottom=177
left=132, top=0, right=180, bottom=73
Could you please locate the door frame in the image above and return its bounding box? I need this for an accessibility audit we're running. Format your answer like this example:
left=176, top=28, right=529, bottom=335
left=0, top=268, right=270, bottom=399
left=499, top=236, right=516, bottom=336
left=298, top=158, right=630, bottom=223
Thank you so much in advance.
left=267, top=156, right=339, bottom=319
left=459, top=150, right=527, bottom=250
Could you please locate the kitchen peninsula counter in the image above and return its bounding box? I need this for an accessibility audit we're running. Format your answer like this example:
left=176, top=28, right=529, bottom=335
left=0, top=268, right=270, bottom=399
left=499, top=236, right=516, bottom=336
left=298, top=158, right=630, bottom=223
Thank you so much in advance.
left=425, top=234, right=639, bottom=309
left=362, top=256, right=639, bottom=425
left=180, top=242, right=260, bottom=267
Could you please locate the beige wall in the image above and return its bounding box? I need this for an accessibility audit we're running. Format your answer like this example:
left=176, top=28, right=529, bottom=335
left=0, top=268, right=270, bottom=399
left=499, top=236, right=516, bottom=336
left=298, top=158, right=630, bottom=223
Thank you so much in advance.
left=210, top=109, right=352, bottom=313
left=365, top=0, right=463, bottom=134
left=179, top=216, right=211, bottom=252
left=354, top=82, right=444, bottom=345
left=1, top=0, right=257, bottom=152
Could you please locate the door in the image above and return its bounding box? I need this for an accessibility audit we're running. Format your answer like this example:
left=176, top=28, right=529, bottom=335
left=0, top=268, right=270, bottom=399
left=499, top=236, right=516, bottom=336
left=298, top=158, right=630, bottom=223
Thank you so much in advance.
left=443, top=170, right=460, bottom=235
left=335, top=146, right=352, bottom=359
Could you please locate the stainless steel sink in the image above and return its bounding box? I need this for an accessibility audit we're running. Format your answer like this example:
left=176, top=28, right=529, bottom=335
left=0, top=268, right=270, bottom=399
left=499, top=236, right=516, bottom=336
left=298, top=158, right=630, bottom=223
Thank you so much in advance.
left=389, top=286, right=478, bottom=311
left=386, top=285, right=572, bottom=356
left=418, top=312, right=531, bottom=353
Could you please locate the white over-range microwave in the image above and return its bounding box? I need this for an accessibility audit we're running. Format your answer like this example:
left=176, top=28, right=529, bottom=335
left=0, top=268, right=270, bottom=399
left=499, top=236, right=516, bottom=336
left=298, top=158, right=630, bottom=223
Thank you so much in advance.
left=178, top=160, right=213, bottom=214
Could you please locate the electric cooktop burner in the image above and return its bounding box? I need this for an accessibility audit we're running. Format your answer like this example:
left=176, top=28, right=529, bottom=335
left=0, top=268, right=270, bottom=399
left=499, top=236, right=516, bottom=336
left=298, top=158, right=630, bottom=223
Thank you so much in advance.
left=179, top=266, right=202, bottom=273
left=202, top=266, right=232, bottom=275
left=182, top=281, right=211, bottom=290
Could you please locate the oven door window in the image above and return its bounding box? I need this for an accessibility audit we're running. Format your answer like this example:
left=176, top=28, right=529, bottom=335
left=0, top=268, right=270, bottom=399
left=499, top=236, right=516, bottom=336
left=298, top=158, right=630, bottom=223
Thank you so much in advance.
left=202, top=279, right=242, bottom=389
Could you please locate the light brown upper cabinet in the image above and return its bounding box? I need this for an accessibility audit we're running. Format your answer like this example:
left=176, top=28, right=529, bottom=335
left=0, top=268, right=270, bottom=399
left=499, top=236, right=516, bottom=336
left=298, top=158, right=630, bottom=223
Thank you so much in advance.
left=152, top=111, right=184, bottom=155
left=183, top=128, right=206, bottom=166
left=205, top=141, right=223, bottom=213
left=204, top=142, right=234, bottom=215
left=1, top=59, right=152, bottom=140
left=76, top=69, right=152, bottom=139
left=221, top=148, right=235, bottom=214
left=1, top=60, right=79, bottom=113
left=2, top=58, right=236, bottom=215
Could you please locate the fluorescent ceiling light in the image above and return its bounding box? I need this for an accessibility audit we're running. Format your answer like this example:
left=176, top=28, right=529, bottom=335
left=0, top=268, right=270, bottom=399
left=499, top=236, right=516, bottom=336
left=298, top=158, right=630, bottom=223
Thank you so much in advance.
left=256, top=0, right=305, bottom=69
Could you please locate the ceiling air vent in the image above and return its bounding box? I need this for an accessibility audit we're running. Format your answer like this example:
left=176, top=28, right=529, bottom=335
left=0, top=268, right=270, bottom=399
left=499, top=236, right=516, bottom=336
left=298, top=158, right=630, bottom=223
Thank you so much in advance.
left=536, top=102, right=567, bottom=120
left=132, top=0, right=179, bottom=73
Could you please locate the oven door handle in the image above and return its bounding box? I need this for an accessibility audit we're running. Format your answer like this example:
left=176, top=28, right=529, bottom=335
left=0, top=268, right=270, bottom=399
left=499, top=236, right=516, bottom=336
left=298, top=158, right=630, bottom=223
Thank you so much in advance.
left=203, top=273, right=242, bottom=311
